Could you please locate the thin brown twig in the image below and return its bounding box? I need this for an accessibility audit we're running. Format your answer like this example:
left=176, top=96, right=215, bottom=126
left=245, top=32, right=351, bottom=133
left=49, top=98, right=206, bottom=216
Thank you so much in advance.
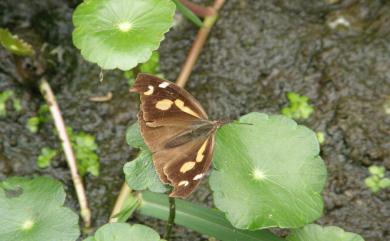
left=39, top=78, right=91, bottom=228
left=179, top=0, right=216, bottom=17
left=176, top=0, right=225, bottom=87
left=89, top=91, right=113, bottom=102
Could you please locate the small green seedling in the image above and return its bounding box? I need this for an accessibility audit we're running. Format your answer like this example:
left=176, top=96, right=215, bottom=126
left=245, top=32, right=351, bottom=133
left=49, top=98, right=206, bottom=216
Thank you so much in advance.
left=316, top=132, right=325, bottom=144
left=282, top=92, right=314, bottom=120
left=365, top=165, right=390, bottom=193
left=0, top=90, right=22, bottom=117
left=35, top=126, right=99, bottom=176
left=37, top=147, right=58, bottom=168
left=26, top=104, right=50, bottom=133
left=67, top=127, right=100, bottom=176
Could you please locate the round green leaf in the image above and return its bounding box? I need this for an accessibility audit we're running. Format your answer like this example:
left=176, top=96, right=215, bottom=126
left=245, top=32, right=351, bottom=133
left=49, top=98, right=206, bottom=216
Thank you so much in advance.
left=126, top=122, right=147, bottom=149
left=72, top=0, right=175, bottom=70
left=286, top=224, right=365, bottom=241
left=84, top=223, right=161, bottom=241
left=0, top=176, right=80, bottom=241
left=124, top=151, right=168, bottom=193
left=210, top=112, right=327, bottom=229
left=124, top=122, right=168, bottom=193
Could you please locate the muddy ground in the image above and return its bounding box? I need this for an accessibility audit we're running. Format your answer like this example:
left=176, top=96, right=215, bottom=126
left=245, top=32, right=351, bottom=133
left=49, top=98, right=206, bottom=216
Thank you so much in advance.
left=0, top=0, right=389, bottom=240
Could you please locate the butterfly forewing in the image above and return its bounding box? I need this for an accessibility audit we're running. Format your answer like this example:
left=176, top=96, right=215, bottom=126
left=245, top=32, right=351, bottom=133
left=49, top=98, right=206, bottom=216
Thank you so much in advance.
left=131, top=74, right=208, bottom=122
left=131, top=74, right=217, bottom=198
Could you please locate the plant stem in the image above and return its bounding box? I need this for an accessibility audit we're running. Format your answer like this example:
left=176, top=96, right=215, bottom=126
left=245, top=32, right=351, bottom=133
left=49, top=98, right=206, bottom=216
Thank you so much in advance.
left=176, top=0, right=225, bottom=87
left=109, top=183, right=132, bottom=223
left=139, top=192, right=284, bottom=241
left=179, top=0, right=216, bottom=17
left=164, top=197, right=176, bottom=240
left=39, top=78, right=91, bottom=228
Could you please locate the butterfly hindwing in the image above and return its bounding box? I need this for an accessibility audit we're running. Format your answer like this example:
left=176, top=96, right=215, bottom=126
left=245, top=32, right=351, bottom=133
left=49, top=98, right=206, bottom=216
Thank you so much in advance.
left=162, top=135, right=215, bottom=197
left=131, top=73, right=217, bottom=198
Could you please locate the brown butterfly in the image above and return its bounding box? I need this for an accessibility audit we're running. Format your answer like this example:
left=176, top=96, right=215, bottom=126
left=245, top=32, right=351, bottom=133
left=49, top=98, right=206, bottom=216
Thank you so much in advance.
left=130, top=73, right=224, bottom=198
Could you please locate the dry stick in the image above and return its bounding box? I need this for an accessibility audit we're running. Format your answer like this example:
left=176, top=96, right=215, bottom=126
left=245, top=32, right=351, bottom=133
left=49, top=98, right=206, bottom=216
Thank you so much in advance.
left=176, top=0, right=225, bottom=87
left=39, top=78, right=91, bottom=228
left=179, top=0, right=216, bottom=17
left=109, top=0, right=226, bottom=234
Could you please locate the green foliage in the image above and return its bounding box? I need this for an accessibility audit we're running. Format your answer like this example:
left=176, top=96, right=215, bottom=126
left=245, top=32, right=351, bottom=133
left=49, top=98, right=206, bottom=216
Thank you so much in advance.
left=0, top=90, right=13, bottom=117
left=172, top=0, right=203, bottom=27
left=26, top=104, right=50, bottom=133
left=124, top=123, right=168, bottom=193
left=111, top=194, right=140, bottom=223
left=282, top=92, right=314, bottom=120
left=83, top=223, right=161, bottom=241
left=12, top=98, right=22, bottom=112
left=37, top=147, right=58, bottom=168
left=0, top=90, right=22, bottom=117
left=364, top=165, right=390, bottom=193
left=384, top=96, right=390, bottom=114
left=286, top=224, right=365, bottom=241
left=139, top=191, right=283, bottom=241
left=124, top=51, right=163, bottom=86
left=0, top=176, right=80, bottom=241
left=210, top=113, right=326, bottom=229
left=67, top=127, right=100, bottom=176
left=0, top=28, right=34, bottom=56
left=27, top=117, right=40, bottom=133
left=72, top=0, right=175, bottom=70
left=139, top=51, right=161, bottom=74
left=316, top=131, right=325, bottom=144
left=28, top=107, right=99, bottom=175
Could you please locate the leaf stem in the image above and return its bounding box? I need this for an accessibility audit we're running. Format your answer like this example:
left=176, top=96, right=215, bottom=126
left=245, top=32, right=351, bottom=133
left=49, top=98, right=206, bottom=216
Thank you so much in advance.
left=109, top=183, right=132, bottom=223
left=179, top=0, right=217, bottom=17
left=164, top=197, right=176, bottom=240
left=39, top=78, right=91, bottom=228
left=139, top=192, right=284, bottom=241
left=176, top=0, right=225, bottom=87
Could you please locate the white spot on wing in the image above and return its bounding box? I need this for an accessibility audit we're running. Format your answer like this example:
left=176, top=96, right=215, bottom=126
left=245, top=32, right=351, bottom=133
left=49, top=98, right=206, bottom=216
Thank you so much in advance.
left=144, top=85, right=154, bottom=95
left=180, top=162, right=196, bottom=173
left=193, top=173, right=204, bottom=180
left=196, top=140, right=208, bottom=162
left=159, top=82, right=170, bottom=88
left=156, top=99, right=173, bottom=110
left=178, top=180, right=189, bottom=187
left=174, top=99, right=200, bottom=118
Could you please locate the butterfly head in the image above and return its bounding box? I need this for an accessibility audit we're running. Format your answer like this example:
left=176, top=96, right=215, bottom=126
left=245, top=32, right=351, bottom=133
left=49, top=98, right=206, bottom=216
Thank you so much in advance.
left=212, top=120, right=227, bottom=129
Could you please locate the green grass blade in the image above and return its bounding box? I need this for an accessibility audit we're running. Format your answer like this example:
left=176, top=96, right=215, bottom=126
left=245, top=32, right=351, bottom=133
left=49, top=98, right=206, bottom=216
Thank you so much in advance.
left=139, top=191, right=283, bottom=241
left=172, top=0, right=203, bottom=27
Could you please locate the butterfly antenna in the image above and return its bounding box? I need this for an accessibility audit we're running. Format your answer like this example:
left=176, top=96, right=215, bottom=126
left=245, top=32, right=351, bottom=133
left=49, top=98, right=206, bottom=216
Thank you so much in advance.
left=230, top=122, right=253, bottom=126
left=217, top=120, right=253, bottom=127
